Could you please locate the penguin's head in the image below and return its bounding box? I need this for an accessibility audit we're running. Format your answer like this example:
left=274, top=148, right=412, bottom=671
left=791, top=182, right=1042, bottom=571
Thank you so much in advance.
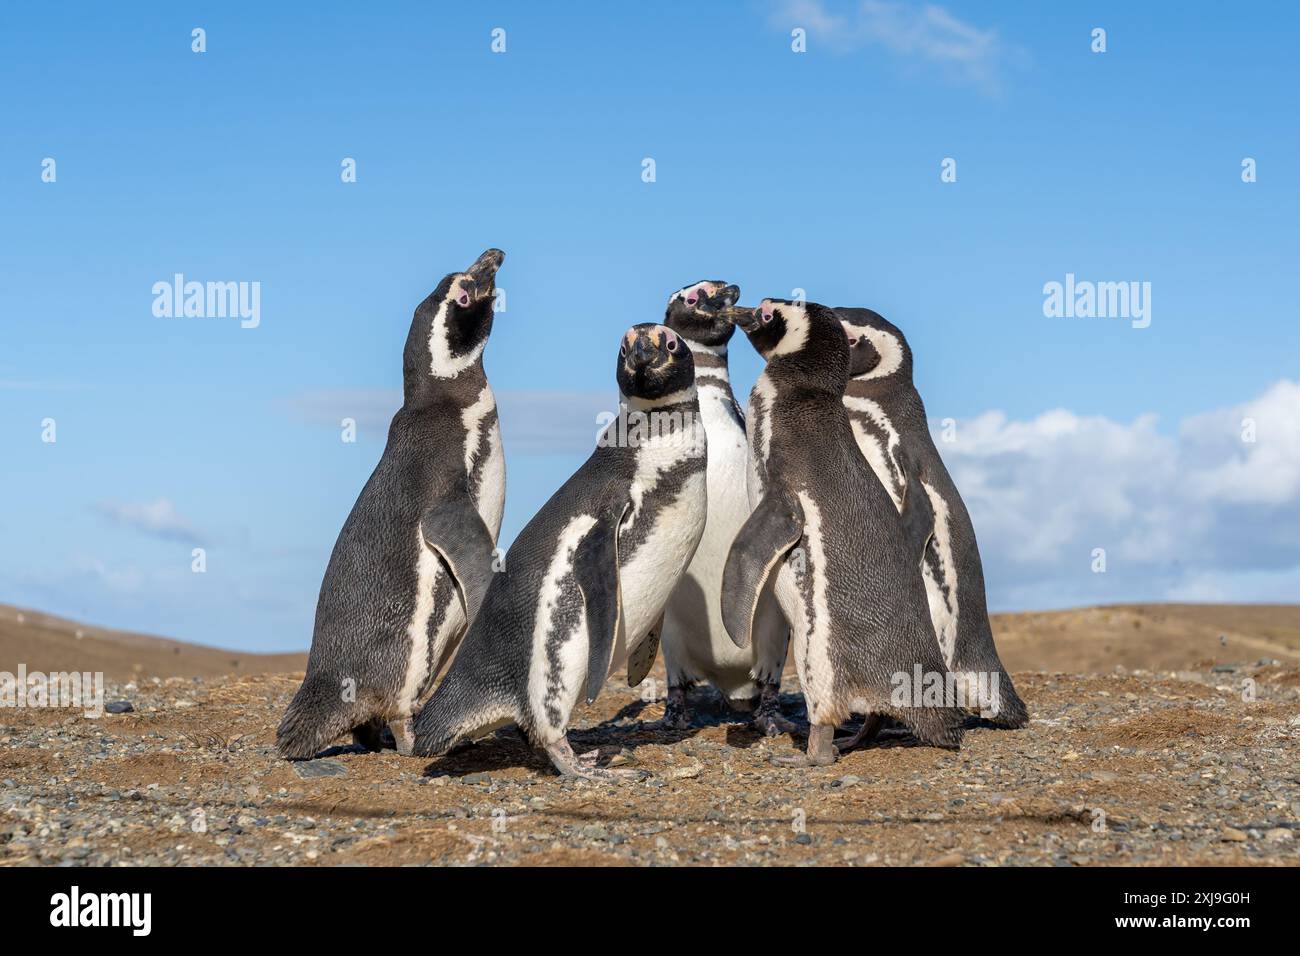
left=837, top=307, right=912, bottom=382
left=616, top=323, right=697, bottom=403
left=404, top=248, right=505, bottom=387
left=843, top=320, right=883, bottom=377
left=725, top=298, right=849, bottom=391
left=663, top=280, right=741, bottom=348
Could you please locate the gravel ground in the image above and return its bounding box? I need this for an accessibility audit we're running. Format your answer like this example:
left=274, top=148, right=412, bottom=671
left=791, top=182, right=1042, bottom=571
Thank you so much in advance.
left=2, top=661, right=1297, bottom=866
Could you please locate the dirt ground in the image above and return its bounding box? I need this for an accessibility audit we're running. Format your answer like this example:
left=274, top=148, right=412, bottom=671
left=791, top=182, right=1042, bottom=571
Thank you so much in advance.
left=2, top=640, right=1297, bottom=866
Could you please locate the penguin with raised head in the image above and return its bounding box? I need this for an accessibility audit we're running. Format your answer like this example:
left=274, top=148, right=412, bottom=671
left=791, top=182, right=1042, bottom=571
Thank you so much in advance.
left=412, top=324, right=708, bottom=779
left=277, top=248, right=507, bottom=760
left=721, top=298, right=964, bottom=767
left=655, top=281, right=792, bottom=733
left=838, top=307, right=1027, bottom=728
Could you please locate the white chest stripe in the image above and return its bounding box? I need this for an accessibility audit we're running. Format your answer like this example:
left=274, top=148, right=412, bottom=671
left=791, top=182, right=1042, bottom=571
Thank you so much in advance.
left=921, top=481, right=960, bottom=664
left=461, top=385, right=496, bottom=475
left=793, top=490, right=833, bottom=722
left=843, top=395, right=904, bottom=509
left=527, top=515, right=598, bottom=737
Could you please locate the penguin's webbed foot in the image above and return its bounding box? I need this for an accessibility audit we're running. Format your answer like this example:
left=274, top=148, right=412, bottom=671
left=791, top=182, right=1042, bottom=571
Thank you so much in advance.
left=753, top=682, right=797, bottom=737
left=754, top=710, right=798, bottom=737
left=769, top=725, right=837, bottom=768
left=833, top=714, right=883, bottom=754
left=545, top=737, right=645, bottom=782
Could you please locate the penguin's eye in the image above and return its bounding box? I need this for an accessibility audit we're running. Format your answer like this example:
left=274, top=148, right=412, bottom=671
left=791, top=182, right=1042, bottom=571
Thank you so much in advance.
left=456, top=287, right=471, bottom=307
left=760, top=310, right=774, bottom=325
left=619, top=343, right=627, bottom=357
left=848, top=336, right=859, bottom=346
left=666, top=337, right=678, bottom=352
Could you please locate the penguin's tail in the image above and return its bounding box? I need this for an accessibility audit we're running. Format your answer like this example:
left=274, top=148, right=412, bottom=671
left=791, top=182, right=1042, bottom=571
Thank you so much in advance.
left=276, top=674, right=357, bottom=760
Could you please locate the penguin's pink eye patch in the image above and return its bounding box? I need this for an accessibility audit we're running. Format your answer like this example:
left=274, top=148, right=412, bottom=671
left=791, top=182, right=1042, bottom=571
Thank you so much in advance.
left=456, top=284, right=471, bottom=307
left=760, top=304, right=775, bottom=324
left=665, top=329, right=680, bottom=352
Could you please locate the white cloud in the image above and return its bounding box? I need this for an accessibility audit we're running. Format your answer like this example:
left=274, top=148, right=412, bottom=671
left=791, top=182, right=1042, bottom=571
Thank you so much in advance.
left=777, top=0, right=1014, bottom=93
left=93, top=498, right=204, bottom=544
left=938, top=379, right=1300, bottom=610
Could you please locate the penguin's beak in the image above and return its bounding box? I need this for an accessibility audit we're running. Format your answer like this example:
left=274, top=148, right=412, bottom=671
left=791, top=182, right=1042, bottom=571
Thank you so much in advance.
left=693, top=283, right=741, bottom=314
left=624, top=335, right=659, bottom=372
left=465, top=248, right=505, bottom=300
left=467, top=248, right=505, bottom=279
left=719, top=305, right=760, bottom=332
left=707, top=283, right=740, bottom=312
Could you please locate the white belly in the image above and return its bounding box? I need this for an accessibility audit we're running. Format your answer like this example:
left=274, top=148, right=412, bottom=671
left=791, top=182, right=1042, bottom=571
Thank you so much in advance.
left=521, top=473, right=706, bottom=744
left=661, top=402, right=756, bottom=695
left=616, top=470, right=708, bottom=672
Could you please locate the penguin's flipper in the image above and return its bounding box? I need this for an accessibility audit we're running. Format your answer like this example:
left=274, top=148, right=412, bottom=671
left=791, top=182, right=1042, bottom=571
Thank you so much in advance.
left=626, top=611, right=664, bottom=688
left=721, top=489, right=804, bottom=649
left=898, top=454, right=936, bottom=561
left=575, top=508, right=628, bottom=704
left=420, top=500, right=496, bottom=621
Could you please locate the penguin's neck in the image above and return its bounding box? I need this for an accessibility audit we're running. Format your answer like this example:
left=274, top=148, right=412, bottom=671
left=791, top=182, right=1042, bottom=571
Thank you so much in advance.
left=845, top=370, right=897, bottom=402
left=403, top=361, right=488, bottom=411
left=622, top=381, right=699, bottom=414
left=683, top=338, right=735, bottom=396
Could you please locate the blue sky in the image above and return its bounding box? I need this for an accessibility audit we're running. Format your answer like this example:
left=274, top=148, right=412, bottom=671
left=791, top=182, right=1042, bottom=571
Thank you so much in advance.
left=2, top=2, right=1297, bottom=651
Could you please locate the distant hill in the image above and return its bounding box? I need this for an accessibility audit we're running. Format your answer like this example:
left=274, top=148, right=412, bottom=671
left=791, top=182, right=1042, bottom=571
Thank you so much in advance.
left=1, top=600, right=1297, bottom=682
left=0, top=603, right=306, bottom=681
left=991, top=602, right=1300, bottom=672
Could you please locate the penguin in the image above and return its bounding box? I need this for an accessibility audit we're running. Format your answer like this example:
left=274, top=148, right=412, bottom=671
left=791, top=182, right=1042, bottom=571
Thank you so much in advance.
left=721, top=298, right=964, bottom=767
left=412, top=323, right=708, bottom=779
left=277, top=248, right=508, bottom=760
left=656, top=281, right=792, bottom=734
left=838, top=307, right=1028, bottom=727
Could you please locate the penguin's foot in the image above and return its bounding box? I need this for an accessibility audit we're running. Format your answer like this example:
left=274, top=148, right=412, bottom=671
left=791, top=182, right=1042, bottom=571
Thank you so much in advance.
left=646, top=686, right=690, bottom=731
left=754, top=710, right=798, bottom=737
left=388, top=718, right=415, bottom=756
left=833, top=714, right=883, bottom=754
left=753, top=682, right=797, bottom=737
left=769, top=725, right=837, bottom=768
left=545, top=737, right=645, bottom=781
